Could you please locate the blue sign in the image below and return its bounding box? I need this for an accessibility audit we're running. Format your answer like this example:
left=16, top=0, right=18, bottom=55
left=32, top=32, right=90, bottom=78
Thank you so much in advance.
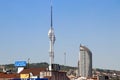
left=15, top=61, right=27, bottom=67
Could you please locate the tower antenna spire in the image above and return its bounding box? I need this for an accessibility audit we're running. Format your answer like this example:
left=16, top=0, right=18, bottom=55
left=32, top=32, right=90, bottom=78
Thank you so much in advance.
left=50, top=0, right=53, bottom=28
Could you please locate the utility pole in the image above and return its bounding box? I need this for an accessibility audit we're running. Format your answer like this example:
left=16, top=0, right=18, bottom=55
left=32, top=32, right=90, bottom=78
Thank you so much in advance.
left=27, top=58, right=30, bottom=69
left=64, top=52, right=66, bottom=66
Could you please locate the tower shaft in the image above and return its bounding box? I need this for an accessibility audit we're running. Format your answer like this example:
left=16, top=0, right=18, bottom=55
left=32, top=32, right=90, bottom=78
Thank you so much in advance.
left=49, top=40, right=54, bottom=64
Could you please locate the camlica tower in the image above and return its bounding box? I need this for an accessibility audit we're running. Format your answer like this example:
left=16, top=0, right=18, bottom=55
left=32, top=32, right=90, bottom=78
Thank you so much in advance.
left=48, top=0, right=56, bottom=71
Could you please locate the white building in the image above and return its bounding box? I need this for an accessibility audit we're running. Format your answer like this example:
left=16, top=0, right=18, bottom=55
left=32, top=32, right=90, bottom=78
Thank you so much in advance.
left=78, top=45, right=92, bottom=78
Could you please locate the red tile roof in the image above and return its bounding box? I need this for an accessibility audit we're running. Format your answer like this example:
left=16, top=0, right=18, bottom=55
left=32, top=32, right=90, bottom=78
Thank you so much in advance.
left=0, top=68, right=46, bottom=79
left=20, top=68, right=46, bottom=76
left=0, top=72, right=19, bottom=78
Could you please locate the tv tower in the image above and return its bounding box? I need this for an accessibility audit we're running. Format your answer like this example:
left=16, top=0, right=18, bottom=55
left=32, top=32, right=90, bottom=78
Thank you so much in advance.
left=48, top=0, right=56, bottom=71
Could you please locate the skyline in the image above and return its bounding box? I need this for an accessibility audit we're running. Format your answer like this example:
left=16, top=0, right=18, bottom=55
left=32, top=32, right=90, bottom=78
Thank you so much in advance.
left=0, top=0, right=120, bottom=70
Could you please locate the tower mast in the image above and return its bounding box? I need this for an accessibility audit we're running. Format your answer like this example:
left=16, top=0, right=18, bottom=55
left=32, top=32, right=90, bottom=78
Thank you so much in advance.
left=48, top=0, right=56, bottom=71
left=50, top=0, right=53, bottom=28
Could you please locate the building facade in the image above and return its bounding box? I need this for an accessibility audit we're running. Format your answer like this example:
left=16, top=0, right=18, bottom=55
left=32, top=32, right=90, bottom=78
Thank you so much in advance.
left=78, top=45, right=92, bottom=78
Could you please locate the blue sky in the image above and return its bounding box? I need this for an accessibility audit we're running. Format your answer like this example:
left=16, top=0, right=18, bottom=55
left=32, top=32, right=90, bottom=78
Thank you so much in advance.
left=0, top=0, right=120, bottom=70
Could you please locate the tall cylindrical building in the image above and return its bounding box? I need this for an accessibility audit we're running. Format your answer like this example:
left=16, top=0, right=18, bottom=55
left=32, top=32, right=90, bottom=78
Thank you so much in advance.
left=78, top=45, right=92, bottom=78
